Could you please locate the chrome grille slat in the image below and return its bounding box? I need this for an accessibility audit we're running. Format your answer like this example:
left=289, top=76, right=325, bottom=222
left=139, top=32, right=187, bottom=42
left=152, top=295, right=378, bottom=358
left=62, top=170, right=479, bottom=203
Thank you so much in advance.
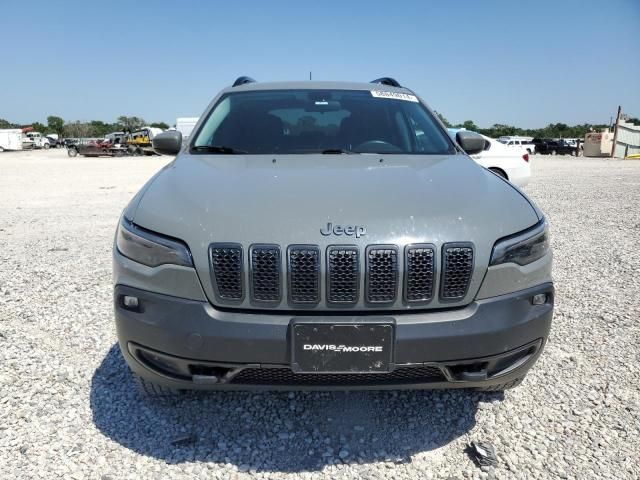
left=366, top=246, right=398, bottom=304
left=327, top=246, right=359, bottom=304
left=288, top=245, right=320, bottom=304
left=249, top=244, right=281, bottom=303
left=405, top=244, right=436, bottom=303
left=441, top=243, right=474, bottom=300
left=209, top=243, right=244, bottom=300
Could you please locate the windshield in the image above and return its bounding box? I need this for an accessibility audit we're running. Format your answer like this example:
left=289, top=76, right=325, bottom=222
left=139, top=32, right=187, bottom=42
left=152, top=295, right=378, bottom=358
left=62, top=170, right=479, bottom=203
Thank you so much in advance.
left=192, top=89, right=456, bottom=155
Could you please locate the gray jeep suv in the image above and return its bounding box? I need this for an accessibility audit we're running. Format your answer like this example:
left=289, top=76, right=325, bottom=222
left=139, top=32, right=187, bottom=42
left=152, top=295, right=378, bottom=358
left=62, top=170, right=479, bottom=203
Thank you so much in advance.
left=113, top=77, right=553, bottom=395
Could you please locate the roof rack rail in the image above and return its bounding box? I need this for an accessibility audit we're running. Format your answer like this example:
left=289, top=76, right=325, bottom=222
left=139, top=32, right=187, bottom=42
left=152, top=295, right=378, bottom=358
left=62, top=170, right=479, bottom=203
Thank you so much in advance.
left=232, top=76, right=257, bottom=87
left=370, top=77, right=401, bottom=88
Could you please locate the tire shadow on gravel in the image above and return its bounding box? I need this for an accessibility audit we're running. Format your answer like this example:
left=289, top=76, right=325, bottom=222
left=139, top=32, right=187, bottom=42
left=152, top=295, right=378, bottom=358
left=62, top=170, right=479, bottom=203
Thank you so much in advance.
left=91, top=344, right=499, bottom=472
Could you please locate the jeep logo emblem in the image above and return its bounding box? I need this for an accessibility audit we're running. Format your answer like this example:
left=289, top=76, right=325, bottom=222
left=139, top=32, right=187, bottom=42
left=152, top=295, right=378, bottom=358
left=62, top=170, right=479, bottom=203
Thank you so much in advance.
left=320, top=222, right=366, bottom=238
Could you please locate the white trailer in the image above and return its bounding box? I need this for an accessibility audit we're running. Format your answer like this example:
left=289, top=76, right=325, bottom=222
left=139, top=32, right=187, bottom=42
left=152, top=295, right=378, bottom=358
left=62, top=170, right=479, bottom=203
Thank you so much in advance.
left=175, top=117, right=199, bottom=140
left=0, top=129, right=23, bottom=152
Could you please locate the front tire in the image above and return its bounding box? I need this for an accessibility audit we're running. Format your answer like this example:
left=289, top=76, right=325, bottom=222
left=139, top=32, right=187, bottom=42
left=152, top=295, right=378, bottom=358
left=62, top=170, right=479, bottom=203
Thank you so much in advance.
left=44, top=143, right=50, bottom=150
left=67, top=147, right=78, bottom=157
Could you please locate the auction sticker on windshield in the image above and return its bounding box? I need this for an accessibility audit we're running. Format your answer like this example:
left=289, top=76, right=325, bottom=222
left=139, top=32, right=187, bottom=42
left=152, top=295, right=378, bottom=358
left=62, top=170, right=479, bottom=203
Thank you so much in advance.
left=371, top=90, right=419, bottom=102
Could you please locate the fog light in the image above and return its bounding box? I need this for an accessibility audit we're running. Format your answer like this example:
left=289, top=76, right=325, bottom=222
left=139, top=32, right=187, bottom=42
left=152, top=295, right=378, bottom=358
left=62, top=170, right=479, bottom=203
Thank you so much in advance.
left=123, top=295, right=139, bottom=309
left=532, top=293, right=547, bottom=305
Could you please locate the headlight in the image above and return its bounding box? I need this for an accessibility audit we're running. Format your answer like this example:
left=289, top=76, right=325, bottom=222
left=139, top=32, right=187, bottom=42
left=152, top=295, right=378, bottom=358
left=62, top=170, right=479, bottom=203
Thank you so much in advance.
left=116, top=217, right=193, bottom=267
left=490, top=219, right=549, bottom=266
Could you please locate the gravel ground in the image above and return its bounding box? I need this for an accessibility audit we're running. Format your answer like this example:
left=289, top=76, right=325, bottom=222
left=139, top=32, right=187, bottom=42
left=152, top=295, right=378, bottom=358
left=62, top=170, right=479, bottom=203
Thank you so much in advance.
left=1, top=149, right=639, bottom=479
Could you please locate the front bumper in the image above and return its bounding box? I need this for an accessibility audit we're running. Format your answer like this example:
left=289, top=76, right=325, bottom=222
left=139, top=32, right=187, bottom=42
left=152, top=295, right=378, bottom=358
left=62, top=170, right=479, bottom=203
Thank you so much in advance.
left=114, top=283, right=553, bottom=390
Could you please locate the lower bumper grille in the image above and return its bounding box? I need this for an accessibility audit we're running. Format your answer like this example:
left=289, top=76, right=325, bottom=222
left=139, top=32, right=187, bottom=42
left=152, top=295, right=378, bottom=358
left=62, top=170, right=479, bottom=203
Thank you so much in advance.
left=229, top=366, right=445, bottom=386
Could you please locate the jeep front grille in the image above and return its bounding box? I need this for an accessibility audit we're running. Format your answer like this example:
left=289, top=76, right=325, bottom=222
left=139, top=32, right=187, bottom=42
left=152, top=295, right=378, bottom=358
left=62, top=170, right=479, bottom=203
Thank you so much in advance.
left=405, top=244, right=435, bottom=303
left=440, top=243, right=474, bottom=300
left=209, top=243, right=244, bottom=300
left=365, top=246, right=398, bottom=303
left=208, top=242, right=475, bottom=308
left=327, top=246, right=359, bottom=304
left=288, top=246, right=320, bottom=304
left=249, top=245, right=281, bottom=303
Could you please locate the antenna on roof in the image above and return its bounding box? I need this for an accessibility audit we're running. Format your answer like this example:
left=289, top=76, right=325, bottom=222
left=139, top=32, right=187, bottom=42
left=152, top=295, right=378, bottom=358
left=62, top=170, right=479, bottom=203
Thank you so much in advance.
left=370, top=77, right=402, bottom=88
left=232, top=76, right=257, bottom=87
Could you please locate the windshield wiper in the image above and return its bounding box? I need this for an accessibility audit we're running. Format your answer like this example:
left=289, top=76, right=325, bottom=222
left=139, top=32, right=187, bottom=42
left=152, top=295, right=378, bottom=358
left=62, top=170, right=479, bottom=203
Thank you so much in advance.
left=192, top=145, right=248, bottom=154
left=321, top=148, right=357, bottom=154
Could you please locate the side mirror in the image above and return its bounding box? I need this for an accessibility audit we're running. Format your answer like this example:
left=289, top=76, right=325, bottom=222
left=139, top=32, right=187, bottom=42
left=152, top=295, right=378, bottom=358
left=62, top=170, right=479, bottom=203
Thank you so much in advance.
left=456, top=131, right=485, bottom=155
left=152, top=131, right=182, bottom=155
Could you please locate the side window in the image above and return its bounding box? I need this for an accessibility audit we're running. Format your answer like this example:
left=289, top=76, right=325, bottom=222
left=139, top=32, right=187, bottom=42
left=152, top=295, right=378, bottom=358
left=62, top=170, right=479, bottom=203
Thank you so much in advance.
left=195, top=96, right=231, bottom=146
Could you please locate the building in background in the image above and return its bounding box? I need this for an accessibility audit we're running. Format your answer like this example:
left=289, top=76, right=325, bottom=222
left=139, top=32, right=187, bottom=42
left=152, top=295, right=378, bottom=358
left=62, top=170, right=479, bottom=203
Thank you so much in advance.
left=584, top=130, right=614, bottom=157
left=612, top=118, right=640, bottom=158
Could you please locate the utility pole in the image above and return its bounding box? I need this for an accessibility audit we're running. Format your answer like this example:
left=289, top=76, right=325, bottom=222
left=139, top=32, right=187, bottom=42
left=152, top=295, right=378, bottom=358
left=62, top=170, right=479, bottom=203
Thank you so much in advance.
left=611, top=105, right=622, bottom=158
left=309, top=71, right=312, bottom=80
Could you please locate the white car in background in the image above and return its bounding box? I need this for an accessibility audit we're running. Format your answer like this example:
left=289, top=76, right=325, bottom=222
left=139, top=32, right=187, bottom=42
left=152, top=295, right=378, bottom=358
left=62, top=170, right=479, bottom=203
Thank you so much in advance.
left=498, top=137, right=536, bottom=154
left=449, top=129, right=531, bottom=187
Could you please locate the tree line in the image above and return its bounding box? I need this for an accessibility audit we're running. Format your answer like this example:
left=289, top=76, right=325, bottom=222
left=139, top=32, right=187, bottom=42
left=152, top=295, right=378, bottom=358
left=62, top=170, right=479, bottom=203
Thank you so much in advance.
left=0, top=116, right=170, bottom=138
left=2, top=112, right=637, bottom=141
left=432, top=112, right=616, bottom=140
left=435, top=112, right=609, bottom=138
